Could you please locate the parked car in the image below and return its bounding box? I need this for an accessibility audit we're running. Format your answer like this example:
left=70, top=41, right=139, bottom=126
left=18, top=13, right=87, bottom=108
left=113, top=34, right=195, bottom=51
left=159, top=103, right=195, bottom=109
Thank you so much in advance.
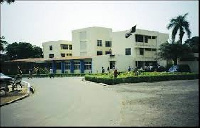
left=0, top=73, right=13, bottom=95
left=168, top=64, right=191, bottom=72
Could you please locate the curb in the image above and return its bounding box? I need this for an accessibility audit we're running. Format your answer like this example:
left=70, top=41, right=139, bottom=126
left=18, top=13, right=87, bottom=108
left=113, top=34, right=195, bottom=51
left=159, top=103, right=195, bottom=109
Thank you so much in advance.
left=0, top=93, right=29, bottom=107
left=0, top=81, right=34, bottom=107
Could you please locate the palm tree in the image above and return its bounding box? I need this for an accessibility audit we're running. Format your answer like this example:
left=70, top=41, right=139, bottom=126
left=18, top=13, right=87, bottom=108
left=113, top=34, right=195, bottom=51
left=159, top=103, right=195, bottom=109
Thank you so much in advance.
left=167, top=13, right=191, bottom=44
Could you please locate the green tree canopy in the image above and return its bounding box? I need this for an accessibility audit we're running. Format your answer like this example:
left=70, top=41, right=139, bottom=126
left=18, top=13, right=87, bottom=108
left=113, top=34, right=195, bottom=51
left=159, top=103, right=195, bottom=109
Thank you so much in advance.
left=6, top=42, right=43, bottom=60
left=0, top=36, right=8, bottom=52
left=184, top=36, right=199, bottom=53
left=167, top=13, right=191, bottom=44
left=158, top=41, right=193, bottom=65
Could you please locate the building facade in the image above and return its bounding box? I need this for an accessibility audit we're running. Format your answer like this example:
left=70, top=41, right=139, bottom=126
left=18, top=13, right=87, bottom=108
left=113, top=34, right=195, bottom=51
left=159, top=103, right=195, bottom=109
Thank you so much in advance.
left=5, top=26, right=170, bottom=75
left=112, top=29, right=169, bottom=68
left=72, top=27, right=112, bottom=56
left=42, top=40, right=72, bottom=59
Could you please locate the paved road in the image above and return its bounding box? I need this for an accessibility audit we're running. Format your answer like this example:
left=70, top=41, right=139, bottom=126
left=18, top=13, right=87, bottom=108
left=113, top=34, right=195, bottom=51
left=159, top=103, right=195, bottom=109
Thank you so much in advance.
left=0, top=78, right=199, bottom=127
left=1, top=77, right=121, bottom=126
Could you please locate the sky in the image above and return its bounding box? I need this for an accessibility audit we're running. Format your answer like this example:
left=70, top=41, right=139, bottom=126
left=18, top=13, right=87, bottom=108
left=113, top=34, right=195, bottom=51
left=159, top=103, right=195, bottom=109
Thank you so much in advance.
left=1, top=1, right=199, bottom=47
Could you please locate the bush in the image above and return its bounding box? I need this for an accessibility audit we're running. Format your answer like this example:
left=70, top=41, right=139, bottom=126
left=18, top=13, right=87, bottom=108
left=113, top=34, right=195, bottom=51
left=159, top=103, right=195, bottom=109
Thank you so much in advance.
left=85, top=73, right=198, bottom=85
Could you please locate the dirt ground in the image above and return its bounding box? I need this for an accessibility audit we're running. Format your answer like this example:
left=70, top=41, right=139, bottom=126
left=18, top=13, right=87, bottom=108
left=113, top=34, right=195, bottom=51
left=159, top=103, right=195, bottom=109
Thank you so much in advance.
left=106, top=79, right=199, bottom=127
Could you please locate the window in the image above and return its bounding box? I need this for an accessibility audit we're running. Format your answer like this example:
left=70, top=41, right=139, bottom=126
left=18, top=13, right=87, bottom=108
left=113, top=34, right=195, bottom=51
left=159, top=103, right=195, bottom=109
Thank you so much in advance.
left=135, top=34, right=143, bottom=42
left=60, top=44, right=68, bottom=49
left=152, top=48, right=157, bottom=51
left=74, top=62, right=80, bottom=70
left=49, top=45, right=53, bottom=50
left=66, top=62, right=70, bottom=70
left=125, top=48, right=131, bottom=55
left=152, top=36, right=157, bottom=39
left=80, top=41, right=87, bottom=51
left=105, top=41, right=112, bottom=47
left=145, top=48, right=151, bottom=51
left=66, top=53, right=72, bottom=56
left=56, top=62, right=61, bottom=69
left=145, top=36, right=148, bottom=43
left=97, top=51, right=103, bottom=55
left=69, top=45, right=72, bottom=50
left=84, top=62, right=92, bottom=70
left=140, top=48, right=144, bottom=55
left=49, top=54, right=54, bottom=58
left=97, top=40, right=102, bottom=46
left=61, top=53, right=65, bottom=57
left=105, top=51, right=111, bottom=55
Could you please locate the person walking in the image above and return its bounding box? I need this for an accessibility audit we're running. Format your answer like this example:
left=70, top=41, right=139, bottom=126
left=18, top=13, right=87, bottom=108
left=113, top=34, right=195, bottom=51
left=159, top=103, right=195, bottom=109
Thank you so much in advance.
left=107, top=67, right=110, bottom=73
left=49, top=68, right=54, bottom=78
left=102, top=67, right=105, bottom=74
left=28, top=69, right=33, bottom=79
left=17, top=66, right=23, bottom=76
left=114, top=69, right=118, bottom=78
left=128, top=66, right=131, bottom=72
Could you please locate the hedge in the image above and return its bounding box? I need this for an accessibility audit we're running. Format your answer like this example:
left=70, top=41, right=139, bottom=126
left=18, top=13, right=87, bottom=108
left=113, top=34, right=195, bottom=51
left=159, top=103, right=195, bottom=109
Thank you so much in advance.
left=85, top=73, right=199, bottom=85
left=7, top=73, right=87, bottom=78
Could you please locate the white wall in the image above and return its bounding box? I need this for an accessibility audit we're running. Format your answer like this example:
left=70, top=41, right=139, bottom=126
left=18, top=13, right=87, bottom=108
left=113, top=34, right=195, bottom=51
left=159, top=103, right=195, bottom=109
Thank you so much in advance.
left=92, top=54, right=134, bottom=73
left=112, top=31, right=134, bottom=56
left=92, top=55, right=110, bottom=73
left=72, top=27, right=112, bottom=57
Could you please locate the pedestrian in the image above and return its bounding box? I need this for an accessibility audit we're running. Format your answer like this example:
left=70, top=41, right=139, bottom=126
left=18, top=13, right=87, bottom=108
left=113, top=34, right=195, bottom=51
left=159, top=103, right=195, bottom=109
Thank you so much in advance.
left=114, top=69, right=118, bottom=78
left=49, top=67, right=54, bottom=78
left=102, top=67, right=105, bottom=73
left=107, top=67, right=110, bottom=73
left=28, top=69, right=33, bottom=79
left=128, top=66, right=131, bottom=72
left=17, top=66, right=23, bottom=77
left=134, top=67, right=139, bottom=76
left=36, top=67, right=40, bottom=77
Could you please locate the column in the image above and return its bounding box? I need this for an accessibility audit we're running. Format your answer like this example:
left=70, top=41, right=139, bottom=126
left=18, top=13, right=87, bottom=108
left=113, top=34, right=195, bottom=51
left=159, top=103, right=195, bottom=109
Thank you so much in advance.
left=70, top=60, right=74, bottom=73
left=61, top=61, right=65, bottom=73
left=80, top=60, right=84, bottom=73
left=52, top=60, right=56, bottom=74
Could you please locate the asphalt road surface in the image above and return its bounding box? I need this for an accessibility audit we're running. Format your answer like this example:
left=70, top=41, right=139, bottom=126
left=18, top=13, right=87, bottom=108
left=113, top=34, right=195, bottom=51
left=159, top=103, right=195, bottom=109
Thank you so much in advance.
left=0, top=77, right=199, bottom=127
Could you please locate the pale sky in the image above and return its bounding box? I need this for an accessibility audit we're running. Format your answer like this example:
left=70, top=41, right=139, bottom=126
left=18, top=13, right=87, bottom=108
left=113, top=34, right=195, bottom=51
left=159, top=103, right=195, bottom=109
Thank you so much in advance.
left=1, top=1, right=199, bottom=47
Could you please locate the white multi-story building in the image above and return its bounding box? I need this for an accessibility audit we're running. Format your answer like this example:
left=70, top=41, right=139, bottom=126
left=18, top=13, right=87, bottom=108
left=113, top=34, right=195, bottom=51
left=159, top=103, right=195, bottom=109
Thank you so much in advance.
left=40, top=26, right=169, bottom=74
left=42, top=40, right=72, bottom=59
left=112, top=29, right=169, bottom=68
left=72, top=27, right=112, bottom=56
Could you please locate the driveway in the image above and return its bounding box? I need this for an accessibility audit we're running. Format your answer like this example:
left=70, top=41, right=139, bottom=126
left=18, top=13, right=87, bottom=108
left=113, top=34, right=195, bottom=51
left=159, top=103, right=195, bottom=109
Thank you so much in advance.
left=0, top=77, right=199, bottom=127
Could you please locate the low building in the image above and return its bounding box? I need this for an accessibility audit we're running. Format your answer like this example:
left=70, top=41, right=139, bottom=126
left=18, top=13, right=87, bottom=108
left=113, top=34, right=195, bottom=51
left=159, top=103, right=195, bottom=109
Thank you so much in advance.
left=42, top=40, right=72, bottom=59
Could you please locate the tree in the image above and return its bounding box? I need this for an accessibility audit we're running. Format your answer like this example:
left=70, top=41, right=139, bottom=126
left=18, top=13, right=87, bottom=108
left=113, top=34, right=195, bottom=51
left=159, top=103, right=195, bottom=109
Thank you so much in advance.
left=0, top=36, right=8, bottom=52
left=158, top=41, right=193, bottom=65
left=32, top=45, right=43, bottom=58
left=6, top=42, right=43, bottom=60
left=184, top=36, right=199, bottom=53
left=167, top=13, right=191, bottom=44
left=0, top=0, right=14, bottom=4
